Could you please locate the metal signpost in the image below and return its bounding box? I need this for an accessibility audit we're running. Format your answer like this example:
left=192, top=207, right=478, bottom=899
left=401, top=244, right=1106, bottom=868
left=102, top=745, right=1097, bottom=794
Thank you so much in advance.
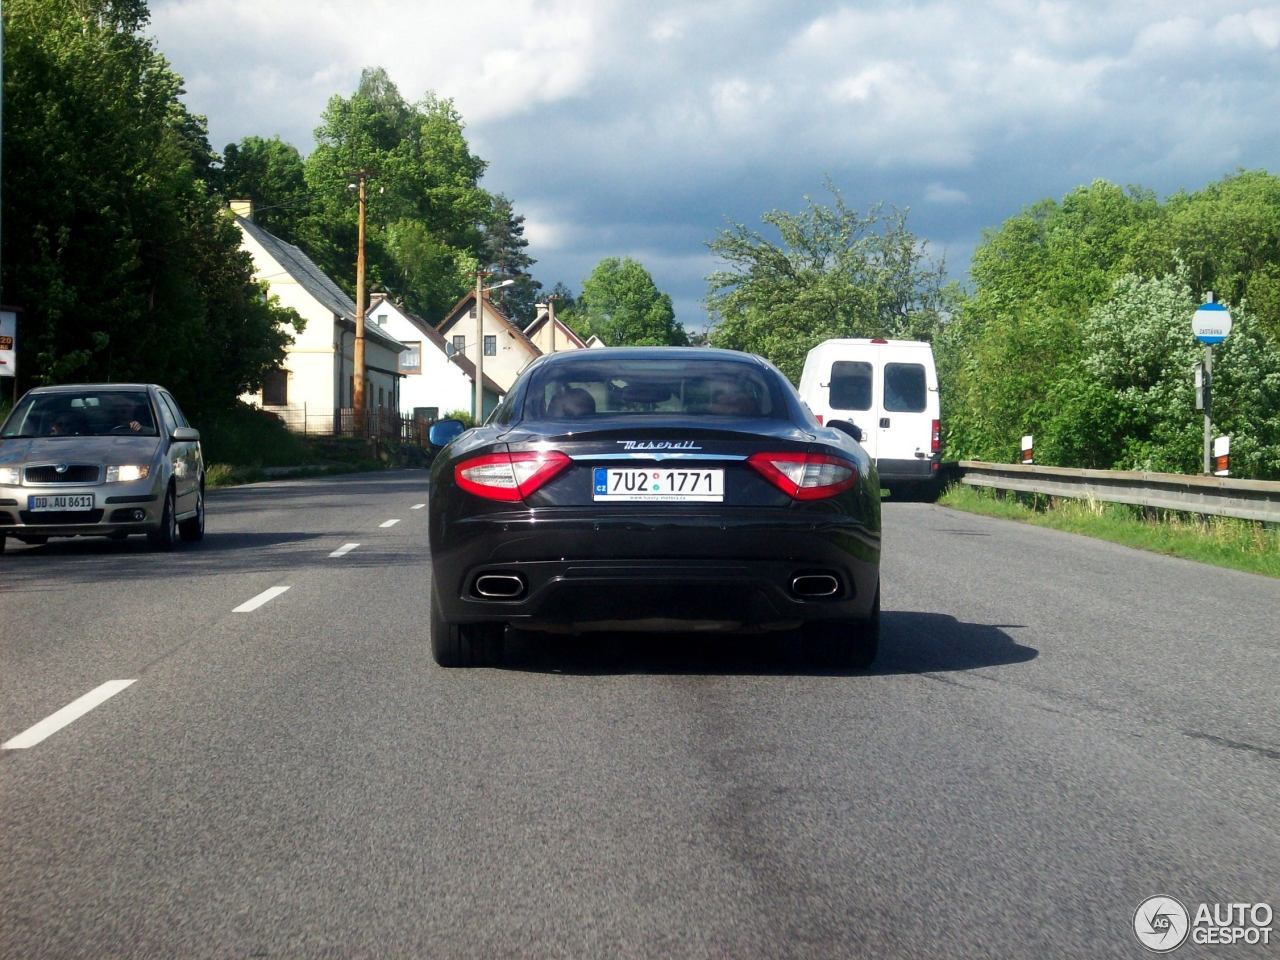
left=1191, top=295, right=1232, bottom=476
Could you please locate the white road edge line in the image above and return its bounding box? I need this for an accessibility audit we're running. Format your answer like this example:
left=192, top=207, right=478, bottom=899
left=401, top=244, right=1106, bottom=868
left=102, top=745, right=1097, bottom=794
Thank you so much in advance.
left=380, top=519, right=401, bottom=528
left=411, top=504, right=425, bottom=510
left=328, top=543, right=360, bottom=558
left=3, top=680, right=137, bottom=750
left=233, top=585, right=291, bottom=613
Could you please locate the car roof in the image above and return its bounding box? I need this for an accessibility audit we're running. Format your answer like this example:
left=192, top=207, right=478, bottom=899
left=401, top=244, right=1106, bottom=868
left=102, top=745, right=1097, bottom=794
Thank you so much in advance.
left=27, top=383, right=157, bottom=394
left=534, top=346, right=769, bottom=366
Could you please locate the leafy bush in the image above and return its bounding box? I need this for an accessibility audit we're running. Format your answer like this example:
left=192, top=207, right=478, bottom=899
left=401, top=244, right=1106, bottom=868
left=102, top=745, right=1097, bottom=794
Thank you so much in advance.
left=195, top=403, right=316, bottom=468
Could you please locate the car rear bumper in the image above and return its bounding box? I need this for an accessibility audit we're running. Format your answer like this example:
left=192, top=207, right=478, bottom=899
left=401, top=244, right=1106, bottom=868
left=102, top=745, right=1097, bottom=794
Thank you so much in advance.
left=876, top=457, right=940, bottom=481
left=432, top=512, right=881, bottom=630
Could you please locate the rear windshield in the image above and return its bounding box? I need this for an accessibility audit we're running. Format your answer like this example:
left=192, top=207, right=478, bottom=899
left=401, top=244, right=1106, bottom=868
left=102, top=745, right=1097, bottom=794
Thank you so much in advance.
left=522, top=356, right=789, bottom=421
left=883, top=363, right=927, bottom=413
left=1, top=391, right=159, bottom=438
left=829, top=361, right=873, bottom=411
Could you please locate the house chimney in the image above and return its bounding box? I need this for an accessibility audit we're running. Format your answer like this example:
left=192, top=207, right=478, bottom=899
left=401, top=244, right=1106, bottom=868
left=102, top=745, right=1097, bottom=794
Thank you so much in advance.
left=229, top=199, right=254, bottom=219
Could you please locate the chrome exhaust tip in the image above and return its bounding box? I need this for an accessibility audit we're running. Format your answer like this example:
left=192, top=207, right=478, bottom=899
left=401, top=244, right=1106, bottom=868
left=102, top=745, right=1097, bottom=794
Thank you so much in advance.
left=791, top=574, right=840, bottom=598
left=474, top=573, right=525, bottom=599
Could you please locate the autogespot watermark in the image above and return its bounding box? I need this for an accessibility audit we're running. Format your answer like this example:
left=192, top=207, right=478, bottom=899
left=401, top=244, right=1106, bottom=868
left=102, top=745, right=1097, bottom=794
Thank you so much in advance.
left=1134, top=896, right=1274, bottom=952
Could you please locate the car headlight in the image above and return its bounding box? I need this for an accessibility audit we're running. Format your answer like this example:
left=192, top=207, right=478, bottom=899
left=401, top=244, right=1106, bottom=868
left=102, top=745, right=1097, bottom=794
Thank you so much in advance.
left=0, top=466, right=20, bottom=485
left=106, top=465, right=150, bottom=483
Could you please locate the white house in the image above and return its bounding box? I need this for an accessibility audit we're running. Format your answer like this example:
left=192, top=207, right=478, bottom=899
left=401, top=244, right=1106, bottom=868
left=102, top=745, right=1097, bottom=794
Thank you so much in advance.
left=436, top=292, right=541, bottom=393
left=232, top=202, right=406, bottom=424
left=367, top=294, right=504, bottom=421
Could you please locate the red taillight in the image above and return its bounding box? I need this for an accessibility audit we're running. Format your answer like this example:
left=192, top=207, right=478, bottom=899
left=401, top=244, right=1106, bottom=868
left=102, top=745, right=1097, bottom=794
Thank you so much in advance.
left=455, top=450, right=571, bottom=501
left=747, top=451, right=858, bottom=500
left=815, top=414, right=824, bottom=425
left=931, top=419, right=940, bottom=454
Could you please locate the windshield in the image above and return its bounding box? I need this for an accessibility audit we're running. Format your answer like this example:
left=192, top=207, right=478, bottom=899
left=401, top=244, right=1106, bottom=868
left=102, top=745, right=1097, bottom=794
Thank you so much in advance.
left=521, top=356, right=790, bottom=421
left=1, top=390, right=159, bottom=438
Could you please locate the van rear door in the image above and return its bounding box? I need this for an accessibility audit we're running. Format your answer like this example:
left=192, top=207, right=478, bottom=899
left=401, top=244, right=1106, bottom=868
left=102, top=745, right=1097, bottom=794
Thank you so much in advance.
left=876, top=356, right=932, bottom=469
left=826, top=352, right=878, bottom=461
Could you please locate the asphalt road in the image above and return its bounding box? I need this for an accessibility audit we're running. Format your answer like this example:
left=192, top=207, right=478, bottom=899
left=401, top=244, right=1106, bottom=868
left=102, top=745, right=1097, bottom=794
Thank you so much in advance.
left=2, top=470, right=1278, bottom=959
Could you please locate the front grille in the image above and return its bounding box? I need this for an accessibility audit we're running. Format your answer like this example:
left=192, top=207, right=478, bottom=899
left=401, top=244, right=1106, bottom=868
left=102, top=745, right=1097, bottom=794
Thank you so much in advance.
left=18, top=509, right=104, bottom=525
left=25, top=464, right=100, bottom=484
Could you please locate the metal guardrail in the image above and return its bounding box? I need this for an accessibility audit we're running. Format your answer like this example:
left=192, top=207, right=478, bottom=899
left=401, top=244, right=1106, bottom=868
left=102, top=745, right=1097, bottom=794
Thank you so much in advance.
left=959, top=461, right=1280, bottom=523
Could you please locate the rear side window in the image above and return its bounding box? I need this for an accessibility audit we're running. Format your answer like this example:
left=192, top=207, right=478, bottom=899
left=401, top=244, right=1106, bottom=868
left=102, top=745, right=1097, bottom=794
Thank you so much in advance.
left=521, top=357, right=788, bottom=421
left=829, top=361, right=873, bottom=411
left=883, top=363, right=927, bottom=412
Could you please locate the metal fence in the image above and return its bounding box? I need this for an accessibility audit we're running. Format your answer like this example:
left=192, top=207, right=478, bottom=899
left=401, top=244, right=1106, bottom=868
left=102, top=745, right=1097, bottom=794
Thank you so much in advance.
left=959, top=460, right=1280, bottom=523
left=262, top=405, right=435, bottom=446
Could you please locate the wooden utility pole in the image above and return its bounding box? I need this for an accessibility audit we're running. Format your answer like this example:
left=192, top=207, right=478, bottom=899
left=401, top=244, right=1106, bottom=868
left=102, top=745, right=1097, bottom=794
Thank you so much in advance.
left=474, top=271, right=485, bottom=423
left=548, top=296, right=557, bottom=353
left=353, top=170, right=368, bottom=436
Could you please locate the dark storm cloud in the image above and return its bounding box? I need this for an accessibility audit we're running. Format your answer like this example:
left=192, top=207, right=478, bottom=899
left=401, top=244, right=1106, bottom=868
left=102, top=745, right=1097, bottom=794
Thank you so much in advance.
left=152, top=0, right=1280, bottom=327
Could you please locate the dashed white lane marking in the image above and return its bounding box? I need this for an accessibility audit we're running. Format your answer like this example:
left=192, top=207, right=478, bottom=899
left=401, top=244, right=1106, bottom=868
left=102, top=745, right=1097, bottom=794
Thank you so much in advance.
left=411, top=504, right=425, bottom=510
left=3, top=680, right=137, bottom=750
left=233, top=586, right=291, bottom=613
left=328, top=543, right=360, bottom=558
left=380, top=519, right=401, bottom=528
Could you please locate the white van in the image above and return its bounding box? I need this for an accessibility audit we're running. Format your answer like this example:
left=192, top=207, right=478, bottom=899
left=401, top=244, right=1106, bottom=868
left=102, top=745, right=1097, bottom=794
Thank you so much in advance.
left=798, top=338, right=941, bottom=498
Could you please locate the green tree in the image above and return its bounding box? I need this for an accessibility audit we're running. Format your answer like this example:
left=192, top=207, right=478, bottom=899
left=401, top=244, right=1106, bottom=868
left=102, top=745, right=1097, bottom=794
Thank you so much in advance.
left=219, top=136, right=310, bottom=245
left=574, top=258, right=686, bottom=346
left=1, top=0, right=298, bottom=418
left=483, top=194, right=541, bottom=326
left=706, top=183, right=956, bottom=381
left=302, top=68, right=492, bottom=321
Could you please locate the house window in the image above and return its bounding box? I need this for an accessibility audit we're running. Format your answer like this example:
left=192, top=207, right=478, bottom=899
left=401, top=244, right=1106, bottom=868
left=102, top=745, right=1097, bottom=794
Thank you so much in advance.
left=483, top=334, right=496, bottom=357
left=262, top=368, right=288, bottom=406
left=376, top=313, right=387, bottom=327
left=453, top=335, right=466, bottom=356
left=378, top=387, right=385, bottom=408
left=399, top=341, right=422, bottom=375
left=469, top=305, right=477, bottom=318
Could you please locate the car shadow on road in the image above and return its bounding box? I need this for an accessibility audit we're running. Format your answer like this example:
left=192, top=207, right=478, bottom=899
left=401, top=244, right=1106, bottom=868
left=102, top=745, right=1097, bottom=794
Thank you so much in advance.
left=499, top=611, right=1038, bottom=676
left=0, top=531, right=327, bottom=584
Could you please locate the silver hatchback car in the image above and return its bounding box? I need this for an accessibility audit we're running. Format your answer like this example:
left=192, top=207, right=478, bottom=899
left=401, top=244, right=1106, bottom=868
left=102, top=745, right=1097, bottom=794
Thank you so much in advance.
left=0, top=384, right=205, bottom=552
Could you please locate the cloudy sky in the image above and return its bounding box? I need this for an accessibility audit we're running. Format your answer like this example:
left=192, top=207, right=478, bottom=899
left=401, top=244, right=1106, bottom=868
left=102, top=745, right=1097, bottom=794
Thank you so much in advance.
left=151, top=0, right=1280, bottom=328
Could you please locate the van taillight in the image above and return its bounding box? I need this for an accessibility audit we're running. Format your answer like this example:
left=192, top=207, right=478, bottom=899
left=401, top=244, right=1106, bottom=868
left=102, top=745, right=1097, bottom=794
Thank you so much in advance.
left=931, top=419, right=940, bottom=454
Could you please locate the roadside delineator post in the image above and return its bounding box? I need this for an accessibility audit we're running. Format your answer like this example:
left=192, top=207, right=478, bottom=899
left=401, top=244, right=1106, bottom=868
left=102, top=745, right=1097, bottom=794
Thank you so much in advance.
left=1214, top=436, right=1230, bottom=477
left=1021, top=435, right=1033, bottom=464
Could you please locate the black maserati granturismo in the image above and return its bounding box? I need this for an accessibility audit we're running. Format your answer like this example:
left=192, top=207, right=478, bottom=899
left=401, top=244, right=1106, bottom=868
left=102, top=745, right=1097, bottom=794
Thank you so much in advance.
left=427, top=347, right=881, bottom=668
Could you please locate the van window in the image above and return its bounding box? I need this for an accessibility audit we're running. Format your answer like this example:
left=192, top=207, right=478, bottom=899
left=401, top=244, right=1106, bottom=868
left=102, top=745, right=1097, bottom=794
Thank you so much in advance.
left=883, top=363, right=927, bottom=412
left=829, top=361, right=873, bottom=411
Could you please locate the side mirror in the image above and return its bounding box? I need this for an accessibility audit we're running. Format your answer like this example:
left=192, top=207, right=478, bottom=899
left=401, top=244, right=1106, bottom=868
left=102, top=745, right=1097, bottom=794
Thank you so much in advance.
left=827, top=419, right=863, bottom=443
left=428, top=418, right=466, bottom=447
left=172, top=427, right=200, bottom=442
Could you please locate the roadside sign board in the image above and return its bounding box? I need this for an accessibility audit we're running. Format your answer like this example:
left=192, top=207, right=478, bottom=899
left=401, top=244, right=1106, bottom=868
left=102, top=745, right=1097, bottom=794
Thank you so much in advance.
left=0, top=311, right=16, bottom=378
left=1192, top=303, right=1232, bottom=344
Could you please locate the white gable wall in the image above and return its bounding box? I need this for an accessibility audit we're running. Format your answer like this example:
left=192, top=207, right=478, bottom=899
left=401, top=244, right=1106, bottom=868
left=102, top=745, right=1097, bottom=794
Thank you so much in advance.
left=238, top=226, right=400, bottom=414
left=368, top=300, right=477, bottom=417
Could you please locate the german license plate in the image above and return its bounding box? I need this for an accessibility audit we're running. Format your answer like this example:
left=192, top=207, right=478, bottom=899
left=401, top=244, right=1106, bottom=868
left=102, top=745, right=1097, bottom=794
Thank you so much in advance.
left=593, top=467, right=723, bottom=502
left=28, top=494, right=95, bottom=511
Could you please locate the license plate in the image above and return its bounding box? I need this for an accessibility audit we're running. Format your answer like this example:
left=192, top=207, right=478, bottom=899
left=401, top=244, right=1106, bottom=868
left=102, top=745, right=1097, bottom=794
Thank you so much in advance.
left=593, top=467, right=723, bottom=502
left=28, top=494, right=95, bottom=512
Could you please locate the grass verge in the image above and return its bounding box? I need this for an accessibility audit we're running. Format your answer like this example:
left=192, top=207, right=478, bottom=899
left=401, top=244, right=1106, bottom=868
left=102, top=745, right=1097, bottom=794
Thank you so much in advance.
left=940, top=483, right=1280, bottom=580
left=196, top=403, right=430, bottom=488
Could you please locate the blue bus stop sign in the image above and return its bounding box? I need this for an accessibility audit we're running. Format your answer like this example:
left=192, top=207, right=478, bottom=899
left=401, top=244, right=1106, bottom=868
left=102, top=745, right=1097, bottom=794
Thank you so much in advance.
left=1192, top=303, right=1232, bottom=344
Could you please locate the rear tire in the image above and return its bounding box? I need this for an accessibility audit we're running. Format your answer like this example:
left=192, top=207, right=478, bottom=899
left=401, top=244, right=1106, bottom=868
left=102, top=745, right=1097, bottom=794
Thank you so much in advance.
left=430, top=585, right=504, bottom=668
left=0, top=535, right=6, bottom=554
left=179, top=483, right=205, bottom=542
left=16, top=535, right=48, bottom=545
left=803, top=583, right=880, bottom=669
left=147, top=485, right=177, bottom=551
